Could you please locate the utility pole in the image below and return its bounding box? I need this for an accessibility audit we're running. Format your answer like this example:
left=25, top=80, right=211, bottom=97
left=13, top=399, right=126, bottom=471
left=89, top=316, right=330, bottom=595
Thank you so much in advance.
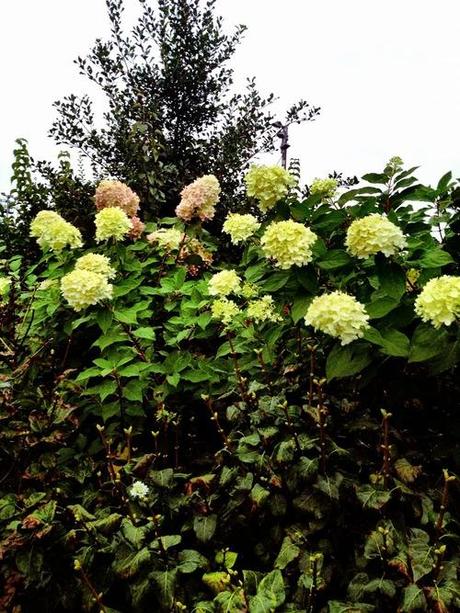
left=274, top=122, right=290, bottom=169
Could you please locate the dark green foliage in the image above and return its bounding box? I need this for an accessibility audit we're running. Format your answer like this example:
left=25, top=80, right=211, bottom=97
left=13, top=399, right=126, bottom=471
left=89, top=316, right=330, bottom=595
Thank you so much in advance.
left=50, top=0, right=319, bottom=219
left=1, top=160, right=460, bottom=611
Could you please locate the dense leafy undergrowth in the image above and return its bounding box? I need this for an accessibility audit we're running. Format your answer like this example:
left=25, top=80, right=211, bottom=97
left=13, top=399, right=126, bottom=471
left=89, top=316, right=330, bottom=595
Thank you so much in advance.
left=1, top=159, right=460, bottom=612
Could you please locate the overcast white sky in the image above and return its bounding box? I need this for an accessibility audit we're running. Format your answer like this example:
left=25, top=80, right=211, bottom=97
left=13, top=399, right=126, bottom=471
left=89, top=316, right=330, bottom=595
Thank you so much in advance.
left=1, top=0, right=460, bottom=192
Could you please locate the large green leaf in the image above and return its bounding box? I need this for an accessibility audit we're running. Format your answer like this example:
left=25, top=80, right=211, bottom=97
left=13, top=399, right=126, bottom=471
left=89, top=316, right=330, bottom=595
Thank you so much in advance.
left=326, top=343, right=372, bottom=380
left=408, top=323, right=447, bottom=362
left=249, top=570, right=285, bottom=613
left=274, top=537, right=300, bottom=570
left=151, top=569, right=177, bottom=609
left=194, top=514, right=217, bottom=543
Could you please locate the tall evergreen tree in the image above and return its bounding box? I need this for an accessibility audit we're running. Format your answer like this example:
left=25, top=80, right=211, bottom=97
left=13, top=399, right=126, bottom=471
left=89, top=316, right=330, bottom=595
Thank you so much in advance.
left=50, top=0, right=319, bottom=219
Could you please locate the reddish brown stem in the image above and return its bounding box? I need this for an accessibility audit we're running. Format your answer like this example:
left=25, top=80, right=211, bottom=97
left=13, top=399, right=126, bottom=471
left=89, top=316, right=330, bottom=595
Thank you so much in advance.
left=317, top=382, right=328, bottom=474
left=227, top=333, right=251, bottom=405
left=380, top=410, right=393, bottom=487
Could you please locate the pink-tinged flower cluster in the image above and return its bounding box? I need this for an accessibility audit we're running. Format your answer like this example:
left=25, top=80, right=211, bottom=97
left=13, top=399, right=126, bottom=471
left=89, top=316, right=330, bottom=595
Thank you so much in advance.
left=95, top=180, right=140, bottom=217
left=128, top=216, right=145, bottom=240
left=175, top=175, right=221, bottom=222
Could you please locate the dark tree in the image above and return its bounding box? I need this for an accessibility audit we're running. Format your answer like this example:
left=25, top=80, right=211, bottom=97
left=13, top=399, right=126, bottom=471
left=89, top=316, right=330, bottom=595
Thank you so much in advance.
left=50, top=0, right=320, bottom=219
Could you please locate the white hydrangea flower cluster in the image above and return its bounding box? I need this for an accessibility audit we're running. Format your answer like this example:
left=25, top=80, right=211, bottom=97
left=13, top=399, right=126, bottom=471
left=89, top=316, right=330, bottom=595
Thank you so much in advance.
left=210, top=298, right=240, bottom=326
left=95, top=207, right=132, bottom=242
left=175, top=175, right=221, bottom=222
left=222, top=213, right=261, bottom=244
left=346, top=214, right=406, bottom=259
left=245, top=165, right=296, bottom=213
left=261, top=220, right=317, bottom=269
left=414, top=275, right=460, bottom=328
left=147, top=228, right=184, bottom=251
left=208, top=270, right=241, bottom=297
left=305, top=291, right=370, bottom=345
left=60, top=252, right=116, bottom=312
left=246, top=295, right=282, bottom=324
left=30, top=211, right=83, bottom=252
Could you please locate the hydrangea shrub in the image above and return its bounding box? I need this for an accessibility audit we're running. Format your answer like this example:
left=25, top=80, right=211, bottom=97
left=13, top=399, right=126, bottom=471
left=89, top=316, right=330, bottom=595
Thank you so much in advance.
left=1, top=163, right=460, bottom=612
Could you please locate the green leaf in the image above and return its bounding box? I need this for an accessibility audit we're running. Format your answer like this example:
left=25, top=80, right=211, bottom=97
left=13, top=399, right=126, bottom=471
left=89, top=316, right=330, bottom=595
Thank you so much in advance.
left=365, top=296, right=399, bottom=319
left=122, top=380, right=145, bottom=402
left=401, top=584, right=427, bottom=612
left=215, top=550, right=238, bottom=569
left=121, top=518, right=148, bottom=548
left=114, top=306, right=139, bottom=325
left=151, top=569, right=177, bottom=609
left=376, top=261, right=406, bottom=299
left=362, top=172, right=388, bottom=184
left=328, top=601, right=376, bottom=613
left=295, top=267, right=318, bottom=293
left=96, top=309, right=113, bottom=334
left=326, top=344, right=372, bottom=380
left=317, top=249, right=352, bottom=270
left=113, top=548, right=151, bottom=579
left=274, top=537, right=301, bottom=570
left=378, top=329, right=410, bottom=357
left=150, top=468, right=174, bottom=488
left=250, top=484, right=270, bottom=506
left=408, top=528, right=433, bottom=582
left=249, top=570, right=286, bottom=613
left=355, top=485, right=391, bottom=510
left=89, top=379, right=117, bottom=401
left=291, top=295, right=312, bottom=324
left=437, top=171, right=452, bottom=193
left=133, top=326, right=155, bottom=340
left=214, top=588, right=248, bottom=612
left=177, top=549, right=209, bottom=574
left=408, top=323, right=447, bottom=362
left=418, top=248, right=454, bottom=268
left=93, top=328, right=128, bottom=350
left=338, top=186, right=382, bottom=205
left=155, top=534, right=182, bottom=551
left=202, top=571, right=231, bottom=594
left=260, top=271, right=290, bottom=292
left=249, top=570, right=285, bottom=613
left=194, top=514, right=217, bottom=543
